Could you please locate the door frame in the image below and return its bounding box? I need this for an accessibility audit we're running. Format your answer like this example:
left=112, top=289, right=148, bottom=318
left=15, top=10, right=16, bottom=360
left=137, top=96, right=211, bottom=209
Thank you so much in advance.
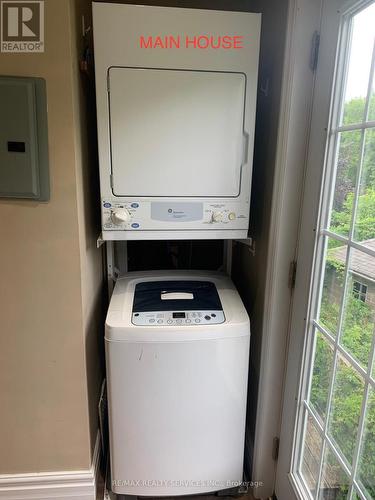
left=274, top=0, right=373, bottom=498
left=250, top=0, right=323, bottom=497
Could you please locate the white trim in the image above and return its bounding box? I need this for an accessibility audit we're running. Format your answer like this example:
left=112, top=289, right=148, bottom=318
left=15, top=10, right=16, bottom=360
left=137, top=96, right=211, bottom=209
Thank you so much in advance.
left=290, top=1, right=375, bottom=498
left=251, top=1, right=299, bottom=495
left=334, top=119, right=375, bottom=132
left=273, top=0, right=336, bottom=498
left=0, top=432, right=101, bottom=500
left=275, top=0, right=343, bottom=492
left=275, top=0, right=375, bottom=499
left=252, top=0, right=323, bottom=498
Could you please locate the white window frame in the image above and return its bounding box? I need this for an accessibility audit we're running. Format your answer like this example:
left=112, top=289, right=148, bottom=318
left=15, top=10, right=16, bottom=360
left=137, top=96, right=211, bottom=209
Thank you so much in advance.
left=276, top=0, right=375, bottom=499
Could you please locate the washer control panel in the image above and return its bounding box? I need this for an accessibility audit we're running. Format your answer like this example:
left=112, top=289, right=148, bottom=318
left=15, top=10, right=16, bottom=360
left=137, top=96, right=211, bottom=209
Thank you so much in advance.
left=132, top=310, right=225, bottom=326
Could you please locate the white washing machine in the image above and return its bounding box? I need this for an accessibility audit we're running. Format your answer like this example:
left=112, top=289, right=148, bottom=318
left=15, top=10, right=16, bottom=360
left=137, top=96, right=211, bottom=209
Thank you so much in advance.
left=105, top=271, right=250, bottom=496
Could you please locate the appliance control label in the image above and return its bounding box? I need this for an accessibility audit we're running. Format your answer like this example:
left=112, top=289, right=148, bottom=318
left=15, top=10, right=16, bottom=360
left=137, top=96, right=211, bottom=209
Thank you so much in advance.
left=101, top=199, right=249, bottom=231
left=151, top=202, right=203, bottom=222
left=132, top=310, right=225, bottom=326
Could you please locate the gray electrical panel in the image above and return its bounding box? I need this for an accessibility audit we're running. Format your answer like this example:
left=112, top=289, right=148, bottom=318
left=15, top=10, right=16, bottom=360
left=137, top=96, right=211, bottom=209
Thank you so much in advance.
left=0, top=76, right=49, bottom=201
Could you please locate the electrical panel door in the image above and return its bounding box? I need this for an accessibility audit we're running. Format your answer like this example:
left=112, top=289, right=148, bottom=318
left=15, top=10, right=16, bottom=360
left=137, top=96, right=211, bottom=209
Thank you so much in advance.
left=0, top=76, right=49, bottom=201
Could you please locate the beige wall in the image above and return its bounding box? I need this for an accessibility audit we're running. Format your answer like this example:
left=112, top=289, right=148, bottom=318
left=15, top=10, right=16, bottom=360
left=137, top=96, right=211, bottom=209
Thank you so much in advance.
left=0, top=0, right=103, bottom=473
left=69, top=0, right=106, bottom=455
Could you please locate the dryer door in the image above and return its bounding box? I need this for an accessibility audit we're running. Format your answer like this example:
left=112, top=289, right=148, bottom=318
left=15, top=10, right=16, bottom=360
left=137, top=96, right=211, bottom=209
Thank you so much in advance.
left=108, top=67, right=246, bottom=198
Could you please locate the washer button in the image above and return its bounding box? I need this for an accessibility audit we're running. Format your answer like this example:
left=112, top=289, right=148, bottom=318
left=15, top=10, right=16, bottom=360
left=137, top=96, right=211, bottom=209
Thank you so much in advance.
left=131, top=223, right=140, bottom=228
left=131, top=203, right=139, bottom=208
left=157, top=319, right=163, bottom=324
left=211, top=313, right=216, bottom=317
left=167, top=320, right=172, bottom=324
left=205, top=315, right=211, bottom=320
left=185, top=319, right=191, bottom=324
left=103, top=202, right=111, bottom=208
left=149, top=319, right=155, bottom=323
left=195, top=319, right=201, bottom=323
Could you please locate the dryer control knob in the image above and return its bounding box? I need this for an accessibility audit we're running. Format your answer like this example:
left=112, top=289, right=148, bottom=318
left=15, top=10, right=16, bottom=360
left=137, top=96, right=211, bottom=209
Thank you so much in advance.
left=111, top=209, right=131, bottom=225
left=212, top=211, right=223, bottom=223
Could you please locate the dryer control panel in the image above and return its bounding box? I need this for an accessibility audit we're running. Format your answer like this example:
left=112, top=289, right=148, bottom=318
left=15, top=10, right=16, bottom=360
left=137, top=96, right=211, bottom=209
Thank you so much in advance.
left=102, top=199, right=249, bottom=232
left=131, top=280, right=225, bottom=326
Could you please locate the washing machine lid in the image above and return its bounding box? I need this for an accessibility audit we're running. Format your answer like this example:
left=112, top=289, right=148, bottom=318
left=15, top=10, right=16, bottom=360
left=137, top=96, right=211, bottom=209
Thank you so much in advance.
left=132, top=280, right=225, bottom=326
left=133, top=281, right=222, bottom=311
left=105, top=272, right=250, bottom=340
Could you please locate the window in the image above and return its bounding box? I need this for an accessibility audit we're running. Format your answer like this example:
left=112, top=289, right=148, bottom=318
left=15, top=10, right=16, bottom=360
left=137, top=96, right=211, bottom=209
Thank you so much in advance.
left=353, top=281, right=368, bottom=302
left=293, top=3, right=375, bottom=500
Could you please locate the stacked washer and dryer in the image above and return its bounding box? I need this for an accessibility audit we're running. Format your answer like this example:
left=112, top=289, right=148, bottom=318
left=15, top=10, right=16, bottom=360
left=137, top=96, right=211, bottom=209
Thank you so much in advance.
left=92, top=2, right=261, bottom=497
